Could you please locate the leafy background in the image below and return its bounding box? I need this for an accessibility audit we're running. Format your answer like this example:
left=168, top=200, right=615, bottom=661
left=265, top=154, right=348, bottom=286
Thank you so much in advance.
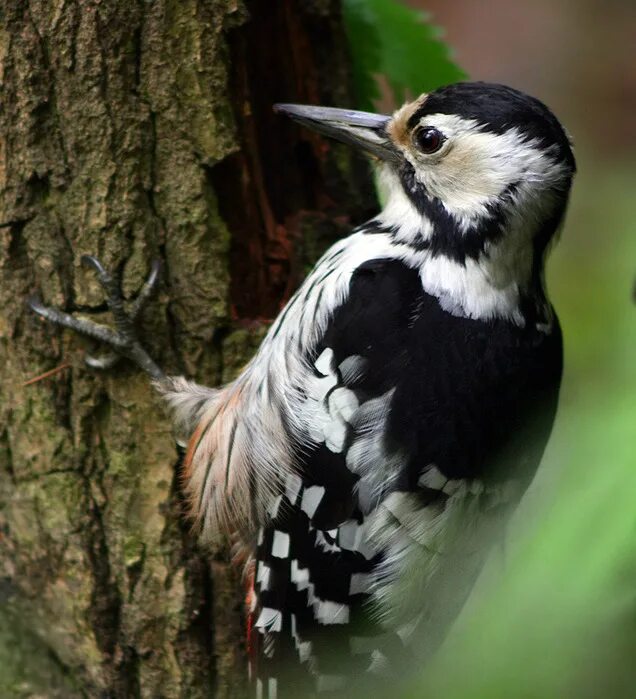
left=342, top=0, right=466, bottom=109
left=342, top=0, right=636, bottom=697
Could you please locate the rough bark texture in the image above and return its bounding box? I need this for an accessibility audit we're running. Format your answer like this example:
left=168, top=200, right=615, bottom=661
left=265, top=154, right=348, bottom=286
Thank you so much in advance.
left=0, top=1, right=375, bottom=696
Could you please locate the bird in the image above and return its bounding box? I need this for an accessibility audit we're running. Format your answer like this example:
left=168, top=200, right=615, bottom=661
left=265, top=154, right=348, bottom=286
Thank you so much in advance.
left=29, top=82, right=576, bottom=698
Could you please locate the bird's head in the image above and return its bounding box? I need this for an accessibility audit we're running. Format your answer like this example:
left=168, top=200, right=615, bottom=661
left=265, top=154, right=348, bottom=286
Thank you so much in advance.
left=276, top=82, right=576, bottom=285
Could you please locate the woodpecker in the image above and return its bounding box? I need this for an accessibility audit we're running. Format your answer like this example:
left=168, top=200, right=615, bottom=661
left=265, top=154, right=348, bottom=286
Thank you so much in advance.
left=30, top=82, right=575, bottom=697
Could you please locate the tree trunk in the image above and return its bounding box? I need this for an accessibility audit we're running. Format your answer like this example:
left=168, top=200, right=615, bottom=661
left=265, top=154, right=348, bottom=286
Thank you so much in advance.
left=0, top=1, right=375, bottom=696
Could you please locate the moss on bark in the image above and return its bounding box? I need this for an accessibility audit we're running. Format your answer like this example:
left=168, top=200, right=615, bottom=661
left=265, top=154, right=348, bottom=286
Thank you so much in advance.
left=0, top=0, right=375, bottom=695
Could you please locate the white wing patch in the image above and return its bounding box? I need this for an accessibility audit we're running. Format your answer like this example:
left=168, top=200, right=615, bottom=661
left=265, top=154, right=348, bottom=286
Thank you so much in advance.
left=300, top=486, right=325, bottom=518
left=346, top=389, right=404, bottom=513
left=315, top=347, right=335, bottom=375
left=256, top=607, right=283, bottom=633
left=305, top=348, right=404, bottom=516
left=285, top=472, right=303, bottom=506
left=271, top=530, right=290, bottom=558
left=305, top=348, right=360, bottom=453
left=315, top=600, right=350, bottom=625
left=290, top=558, right=311, bottom=591
left=256, top=562, right=271, bottom=591
left=329, top=387, right=359, bottom=424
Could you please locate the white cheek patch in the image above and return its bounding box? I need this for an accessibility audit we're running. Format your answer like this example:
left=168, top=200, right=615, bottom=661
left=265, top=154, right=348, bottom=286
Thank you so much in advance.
left=375, top=166, right=435, bottom=244
left=420, top=252, right=526, bottom=325
left=407, top=113, right=567, bottom=224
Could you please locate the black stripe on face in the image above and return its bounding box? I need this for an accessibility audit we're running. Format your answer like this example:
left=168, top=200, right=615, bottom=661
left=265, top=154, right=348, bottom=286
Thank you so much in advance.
left=398, top=163, right=518, bottom=264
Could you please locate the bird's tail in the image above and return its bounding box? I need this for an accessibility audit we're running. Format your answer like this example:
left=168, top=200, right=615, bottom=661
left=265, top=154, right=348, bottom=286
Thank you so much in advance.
left=154, top=374, right=296, bottom=547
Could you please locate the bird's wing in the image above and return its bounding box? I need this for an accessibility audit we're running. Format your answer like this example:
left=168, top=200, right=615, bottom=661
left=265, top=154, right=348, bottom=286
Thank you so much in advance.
left=292, top=256, right=422, bottom=527
left=250, top=254, right=545, bottom=691
left=258, top=252, right=561, bottom=628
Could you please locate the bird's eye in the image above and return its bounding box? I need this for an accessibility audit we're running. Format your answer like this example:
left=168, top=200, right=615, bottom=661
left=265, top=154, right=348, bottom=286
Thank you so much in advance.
left=414, top=127, right=445, bottom=154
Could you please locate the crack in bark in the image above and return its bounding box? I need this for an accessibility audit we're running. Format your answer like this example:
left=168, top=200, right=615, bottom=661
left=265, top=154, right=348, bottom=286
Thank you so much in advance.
left=81, top=478, right=128, bottom=692
left=211, top=0, right=376, bottom=321
left=147, top=109, right=186, bottom=376
left=0, top=428, right=17, bottom=485
left=0, top=216, right=35, bottom=229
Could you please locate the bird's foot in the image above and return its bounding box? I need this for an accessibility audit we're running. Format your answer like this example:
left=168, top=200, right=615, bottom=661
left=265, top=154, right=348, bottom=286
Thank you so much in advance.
left=28, top=256, right=166, bottom=380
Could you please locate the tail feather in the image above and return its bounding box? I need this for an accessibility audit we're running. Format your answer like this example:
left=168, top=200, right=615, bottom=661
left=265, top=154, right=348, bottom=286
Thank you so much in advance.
left=153, top=376, right=218, bottom=445
left=154, top=375, right=296, bottom=545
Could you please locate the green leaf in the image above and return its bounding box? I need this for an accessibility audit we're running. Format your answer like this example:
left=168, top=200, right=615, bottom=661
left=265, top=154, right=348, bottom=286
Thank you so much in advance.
left=342, top=0, right=467, bottom=111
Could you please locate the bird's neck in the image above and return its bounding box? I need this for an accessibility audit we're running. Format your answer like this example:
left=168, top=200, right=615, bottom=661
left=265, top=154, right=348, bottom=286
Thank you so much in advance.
left=372, top=171, right=551, bottom=327
left=417, top=247, right=541, bottom=327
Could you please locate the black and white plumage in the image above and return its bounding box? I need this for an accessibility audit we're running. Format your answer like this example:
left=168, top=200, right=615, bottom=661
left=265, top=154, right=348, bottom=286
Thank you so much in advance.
left=160, top=83, right=575, bottom=696
left=30, top=82, right=575, bottom=698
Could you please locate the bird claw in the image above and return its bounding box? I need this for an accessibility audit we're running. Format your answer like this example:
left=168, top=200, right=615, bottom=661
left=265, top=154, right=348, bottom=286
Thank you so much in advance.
left=28, top=257, right=166, bottom=380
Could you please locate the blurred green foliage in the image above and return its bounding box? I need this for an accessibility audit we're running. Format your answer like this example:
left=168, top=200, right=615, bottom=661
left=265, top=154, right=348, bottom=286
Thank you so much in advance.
left=409, top=160, right=636, bottom=696
left=343, top=4, right=635, bottom=698
left=342, top=0, right=466, bottom=110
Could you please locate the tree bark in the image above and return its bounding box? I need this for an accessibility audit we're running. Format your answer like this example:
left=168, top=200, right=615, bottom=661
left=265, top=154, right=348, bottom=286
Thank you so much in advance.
left=0, top=1, right=375, bottom=696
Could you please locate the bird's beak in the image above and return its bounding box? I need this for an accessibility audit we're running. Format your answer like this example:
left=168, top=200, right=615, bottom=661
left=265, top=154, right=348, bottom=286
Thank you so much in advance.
left=274, top=104, right=398, bottom=162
